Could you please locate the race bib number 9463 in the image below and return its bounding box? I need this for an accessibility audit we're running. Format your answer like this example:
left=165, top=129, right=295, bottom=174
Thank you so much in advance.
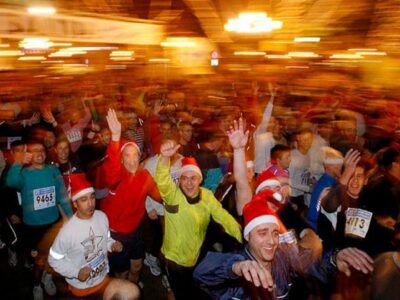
left=33, top=186, right=56, bottom=211
left=345, top=208, right=372, bottom=239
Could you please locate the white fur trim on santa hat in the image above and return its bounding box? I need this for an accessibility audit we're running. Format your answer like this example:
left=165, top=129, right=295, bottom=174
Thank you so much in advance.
left=273, top=192, right=283, bottom=203
left=255, top=179, right=281, bottom=194
left=72, top=187, right=95, bottom=202
left=120, top=142, right=141, bottom=155
left=244, top=215, right=280, bottom=239
left=178, top=165, right=203, bottom=180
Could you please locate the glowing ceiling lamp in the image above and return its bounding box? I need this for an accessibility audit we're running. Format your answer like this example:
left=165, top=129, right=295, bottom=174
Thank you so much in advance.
left=20, top=38, right=53, bottom=49
left=224, top=12, right=282, bottom=33
left=27, top=7, right=56, bottom=15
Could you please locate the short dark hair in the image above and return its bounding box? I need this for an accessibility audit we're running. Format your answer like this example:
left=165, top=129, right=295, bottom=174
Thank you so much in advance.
left=271, top=144, right=291, bottom=161
left=26, top=139, right=45, bottom=149
left=377, top=147, right=400, bottom=170
left=177, top=121, right=192, bottom=130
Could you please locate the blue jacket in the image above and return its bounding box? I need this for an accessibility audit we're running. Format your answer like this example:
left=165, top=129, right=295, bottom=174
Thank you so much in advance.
left=307, top=173, right=336, bottom=231
left=194, top=245, right=336, bottom=300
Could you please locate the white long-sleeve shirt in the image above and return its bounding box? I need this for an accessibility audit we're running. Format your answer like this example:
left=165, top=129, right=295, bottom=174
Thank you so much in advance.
left=254, top=100, right=275, bottom=173
left=289, top=149, right=311, bottom=197
left=48, top=211, right=114, bottom=290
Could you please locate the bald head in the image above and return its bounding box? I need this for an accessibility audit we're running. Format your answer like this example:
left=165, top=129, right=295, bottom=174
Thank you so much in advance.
left=103, top=279, right=140, bottom=300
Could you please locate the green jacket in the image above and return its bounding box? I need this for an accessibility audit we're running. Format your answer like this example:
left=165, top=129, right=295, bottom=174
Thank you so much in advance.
left=155, top=159, right=243, bottom=267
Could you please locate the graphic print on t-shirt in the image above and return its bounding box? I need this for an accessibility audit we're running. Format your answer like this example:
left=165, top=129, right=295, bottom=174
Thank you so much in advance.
left=80, top=227, right=107, bottom=285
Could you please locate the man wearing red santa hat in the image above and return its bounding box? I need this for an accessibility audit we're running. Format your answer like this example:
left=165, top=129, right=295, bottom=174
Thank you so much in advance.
left=48, top=173, right=125, bottom=298
left=155, top=140, right=242, bottom=299
left=194, top=192, right=374, bottom=300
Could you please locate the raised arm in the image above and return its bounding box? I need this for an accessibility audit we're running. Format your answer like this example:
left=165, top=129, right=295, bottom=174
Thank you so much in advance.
left=227, top=118, right=252, bottom=215
left=321, top=149, right=360, bottom=212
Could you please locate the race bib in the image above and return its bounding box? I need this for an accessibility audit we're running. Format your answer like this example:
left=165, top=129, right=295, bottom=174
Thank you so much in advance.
left=33, top=186, right=56, bottom=210
left=345, top=208, right=372, bottom=239
left=67, top=129, right=82, bottom=143
left=279, top=230, right=297, bottom=244
left=87, top=253, right=108, bottom=283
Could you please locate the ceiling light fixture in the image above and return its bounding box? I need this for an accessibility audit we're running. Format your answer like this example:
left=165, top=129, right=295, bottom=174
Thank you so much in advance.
left=27, top=7, right=56, bottom=15
left=225, top=12, right=282, bottom=33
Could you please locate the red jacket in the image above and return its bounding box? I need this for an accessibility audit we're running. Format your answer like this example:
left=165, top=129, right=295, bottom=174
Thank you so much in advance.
left=100, top=141, right=161, bottom=234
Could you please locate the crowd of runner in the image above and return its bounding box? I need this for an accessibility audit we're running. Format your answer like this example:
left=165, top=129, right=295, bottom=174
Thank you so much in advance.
left=0, top=80, right=399, bottom=300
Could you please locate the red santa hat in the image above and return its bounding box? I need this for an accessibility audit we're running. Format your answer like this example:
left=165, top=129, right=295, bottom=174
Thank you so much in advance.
left=178, top=157, right=203, bottom=180
left=120, top=139, right=141, bottom=155
left=243, top=197, right=280, bottom=240
left=252, top=189, right=284, bottom=210
left=255, top=170, right=281, bottom=194
left=70, top=173, right=95, bottom=202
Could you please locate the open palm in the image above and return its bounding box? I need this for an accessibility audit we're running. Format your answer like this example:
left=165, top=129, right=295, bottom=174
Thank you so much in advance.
left=227, top=118, right=249, bottom=149
left=106, top=109, right=121, bottom=140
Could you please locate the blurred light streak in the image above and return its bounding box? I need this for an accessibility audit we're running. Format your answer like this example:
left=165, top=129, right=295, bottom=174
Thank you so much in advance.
left=294, top=37, right=320, bottom=43
left=110, top=51, right=134, bottom=57
left=265, top=54, right=291, bottom=59
left=148, top=58, right=170, bottom=62
left=41, top=60, right=64, bottom=64
left=66, top=47, right=117, bottom=51
left=234, top=51, right=266, bottom=56
left=27, top=7, right=56, bottom=15
left=330, top=54, right=363, bottom=59
left=106, top=65, right=127, bottom=70
left=110, top=57, right=135, bottom=61
left=0, top=50, right=24, bottom=56
left=18, top=56, right=46, bottom=61
left=356, top=51, right=387, bottom=56
left=0, top=44, right=10, bottom=48
left=161, top=38, right=196, bottom=48
left=288, top=52, right=319, bottom=58
left=348, top=48, right=377, bottom=52
left=285, top=66, right=309, bottom=69
left=52, top=43, right=73, bottom=47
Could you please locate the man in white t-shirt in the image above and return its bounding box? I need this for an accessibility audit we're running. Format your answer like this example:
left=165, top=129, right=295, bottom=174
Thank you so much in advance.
left=48, top=173, right=123, bottom=298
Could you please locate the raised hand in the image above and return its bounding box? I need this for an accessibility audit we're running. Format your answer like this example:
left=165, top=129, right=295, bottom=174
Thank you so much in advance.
left=227, top=118, right=249, bottom=150
left=336, top=247, right=373, bottom=277
left=27, top=112, right=41, bottom=126
left=106, top=109, right=122, bottom=142
left=232, top=260, right=274, bottom=290
left=268, top=82, right=278, bottom=99
left=14, top=145, right=32, bottom=165
left=340, top=149, right=361, bottom=185
left=153, top=100, right=163, bottom=115
left=160, top=140, right=180, bottom=158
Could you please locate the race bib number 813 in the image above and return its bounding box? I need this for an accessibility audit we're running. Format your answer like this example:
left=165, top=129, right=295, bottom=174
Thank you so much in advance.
left=345, top=208, right=372, bottom=239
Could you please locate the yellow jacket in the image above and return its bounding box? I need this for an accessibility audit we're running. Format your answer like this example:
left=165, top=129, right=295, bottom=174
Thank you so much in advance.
left=155, top=159, right=243, bottom=267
